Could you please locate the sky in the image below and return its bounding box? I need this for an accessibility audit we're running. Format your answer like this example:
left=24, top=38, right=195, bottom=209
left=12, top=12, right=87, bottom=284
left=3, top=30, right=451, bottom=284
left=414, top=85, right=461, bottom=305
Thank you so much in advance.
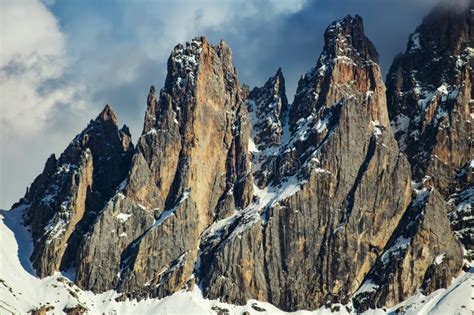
left=0, top=0, right=456, bottom=208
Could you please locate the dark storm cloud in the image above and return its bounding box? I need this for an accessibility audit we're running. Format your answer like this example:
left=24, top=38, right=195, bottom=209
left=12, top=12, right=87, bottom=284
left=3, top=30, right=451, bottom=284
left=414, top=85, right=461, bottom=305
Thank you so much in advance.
left=201, top=0, right=444, bottom=99
left=88, top=57, right=168, bottom=135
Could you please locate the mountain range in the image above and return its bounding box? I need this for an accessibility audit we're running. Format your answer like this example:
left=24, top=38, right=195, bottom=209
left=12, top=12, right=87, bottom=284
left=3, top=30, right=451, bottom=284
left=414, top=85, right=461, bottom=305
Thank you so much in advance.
left=2, top=1, right=473, bottom=314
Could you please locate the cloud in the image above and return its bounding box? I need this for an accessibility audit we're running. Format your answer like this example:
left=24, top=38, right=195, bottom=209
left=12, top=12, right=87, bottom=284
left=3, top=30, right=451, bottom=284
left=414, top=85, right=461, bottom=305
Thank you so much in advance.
left=42, top=0, right=308, bottom=140
left=0, top=0, right=69, bottom=135
left=0, top=0, right=88, bottom=207
left=199, top=0, right=452, bottom=98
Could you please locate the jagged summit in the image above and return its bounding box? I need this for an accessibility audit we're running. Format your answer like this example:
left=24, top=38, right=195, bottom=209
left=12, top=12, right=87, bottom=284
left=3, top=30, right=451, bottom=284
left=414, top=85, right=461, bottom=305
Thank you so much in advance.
left=72, top=35, right=254, bottom=297
left=202, top=15, right=412, bottom=310
left=351, top=2, right=472, bottom=311
left=164, top=37, right=203, bottom=91
left=163, top=37, right=233, bottom=93
left=322, top=14, right=379, bottom=63
left=97, top=104, right=117, bottom=123
left=248, top=68, right=289, bottom=149
left=15, top=105, right=134, bottom=277
left=144, top=36, right=238, bottom=135
left=386, top=0, right=473, bottom=267
left=403, top=1, right=472, bottom=57
left=387, top=0, right=473, bottom=190
left=290, top=14, right=387, bottom=130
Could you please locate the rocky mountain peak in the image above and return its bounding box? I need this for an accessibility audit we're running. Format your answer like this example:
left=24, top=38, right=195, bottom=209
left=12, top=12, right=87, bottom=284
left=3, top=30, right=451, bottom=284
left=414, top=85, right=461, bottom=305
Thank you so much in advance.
left=147, top=85, right=156, bottom=105
left=143, top=36, right=238, bottom=136
left=164, top=36, right=204, bottom=92
left=143, top=85, right=158, bottom=133
left=322, top=14, right=378, bottom=64
left=387, top=0, right=473, bottom=264
left=199, top=15, right=415, bottom=311
left=97, top=104, right=117, bottom=123
left=404, top=1, right=473, bottom=61
left=289, top=14, right=387, bottom=132
left=19, top=105, right=134, bottom=277
left=8, top=4, right=471, bottom=314
left=248, top=67, right=289, bottom=149
left=72, top=36, right=254, bottom=297
left=387, top=0, right=473, bottom=192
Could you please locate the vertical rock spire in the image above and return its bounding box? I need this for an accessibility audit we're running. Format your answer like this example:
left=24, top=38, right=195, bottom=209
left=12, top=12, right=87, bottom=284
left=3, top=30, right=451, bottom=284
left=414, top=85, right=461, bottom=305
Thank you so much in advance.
left=21, top=104, right=134, bottom=277
left=75, top=37, right=254, bottom=298
left=387, top=2, right=473, bottom=192
left=289, top=15, right=384, bottom=129
left=387, top=0, right=473, bottom=258
left=247, top=67, right=289, bottom=149
left=200, top=15, right=412, bottom=311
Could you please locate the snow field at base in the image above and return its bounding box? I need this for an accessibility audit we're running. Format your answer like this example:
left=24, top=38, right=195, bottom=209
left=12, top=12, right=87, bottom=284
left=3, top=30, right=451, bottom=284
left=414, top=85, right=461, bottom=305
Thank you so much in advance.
left=1, top=206, right=472, bottom=315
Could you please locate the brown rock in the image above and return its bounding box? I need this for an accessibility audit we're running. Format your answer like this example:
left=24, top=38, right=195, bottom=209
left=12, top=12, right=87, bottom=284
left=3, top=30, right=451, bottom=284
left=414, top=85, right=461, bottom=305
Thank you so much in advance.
left=387, top=2, right=473, bottom=195
left=200, top=15, right=412, bottom=311
left=76, top=37, right=254, bottom=298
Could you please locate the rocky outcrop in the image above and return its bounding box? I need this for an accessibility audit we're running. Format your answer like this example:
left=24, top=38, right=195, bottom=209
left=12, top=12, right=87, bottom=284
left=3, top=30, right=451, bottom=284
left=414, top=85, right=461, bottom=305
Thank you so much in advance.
left=289, top=15, right=381, bottom=128
left=350, top=4, right=473, bottom=310
left=247, top=69, right=290, bottom=186
left=387, top=1, right=473, bottom=261
left=447, top=161, right=474, bottom=259
left=387, top=2, right=473, bottom=195
left=75, top=37, right=254, bottom=297
left=17, top=105, right=133, bottom=277
left=248, top=68, right=288, bottom=149
left=198, top=15, right=412, bottom=311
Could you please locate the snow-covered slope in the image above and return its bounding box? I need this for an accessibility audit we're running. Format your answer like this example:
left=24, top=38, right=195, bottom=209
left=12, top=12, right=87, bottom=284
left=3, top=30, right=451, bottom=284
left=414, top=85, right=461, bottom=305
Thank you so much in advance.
left=1, top=207, right=472, bottom=314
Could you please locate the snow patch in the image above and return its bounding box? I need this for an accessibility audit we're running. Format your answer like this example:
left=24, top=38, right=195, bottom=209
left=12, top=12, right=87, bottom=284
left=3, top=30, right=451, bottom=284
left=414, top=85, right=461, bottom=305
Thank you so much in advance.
left=356, top=280, right=379, bottom=295
left=381, top=236, right=411, bottom=263
left=409, top=33, right=421, bottom=52
left=116, top=213, right=132, bottom=223
left=434, top=253, right=446, bottom=265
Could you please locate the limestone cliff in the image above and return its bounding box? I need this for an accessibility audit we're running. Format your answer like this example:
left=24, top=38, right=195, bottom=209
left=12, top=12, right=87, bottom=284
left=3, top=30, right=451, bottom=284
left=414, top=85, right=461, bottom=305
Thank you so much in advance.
left=75, top=37, right=253, bottom=298
left=387, top=2, right=473, bottom=195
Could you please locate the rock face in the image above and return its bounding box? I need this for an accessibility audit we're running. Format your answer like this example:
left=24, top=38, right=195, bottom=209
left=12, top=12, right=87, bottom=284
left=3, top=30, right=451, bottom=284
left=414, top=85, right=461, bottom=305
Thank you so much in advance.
left=74, top=37, right=253, bottom=298
left=387, top=2, right=473, bottom=194
left=387, top=2, right=473, bottom=258
left=199, top=15, right=413, bottom=311
left=18, top=105, right=133, bottom=277
left=352, top=187, right=463, bottom=310
left=248, top=68, right=288, bottom=149
left=14, top=4, right=470, bottom=314
left=351, top=3, right=472, bottom=310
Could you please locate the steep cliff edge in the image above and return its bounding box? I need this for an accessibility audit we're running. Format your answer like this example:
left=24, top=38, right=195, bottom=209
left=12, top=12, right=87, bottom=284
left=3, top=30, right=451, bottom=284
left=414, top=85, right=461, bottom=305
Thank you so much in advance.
left=74, top=37, right=254, bottom=298
left=387, top=2, right=473, bottom=258
left=14, top=105, right=133, bottom=277
left=198, top=15, right=413, bottom=311
left=387, top=3, right=473, bottom=193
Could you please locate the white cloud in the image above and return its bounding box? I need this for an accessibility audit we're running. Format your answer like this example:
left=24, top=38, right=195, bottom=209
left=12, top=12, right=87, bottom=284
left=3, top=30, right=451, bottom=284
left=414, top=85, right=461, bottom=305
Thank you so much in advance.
left=0, top=0, right=89, bottom=208
left=0, top=0, right=84, bottom=137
